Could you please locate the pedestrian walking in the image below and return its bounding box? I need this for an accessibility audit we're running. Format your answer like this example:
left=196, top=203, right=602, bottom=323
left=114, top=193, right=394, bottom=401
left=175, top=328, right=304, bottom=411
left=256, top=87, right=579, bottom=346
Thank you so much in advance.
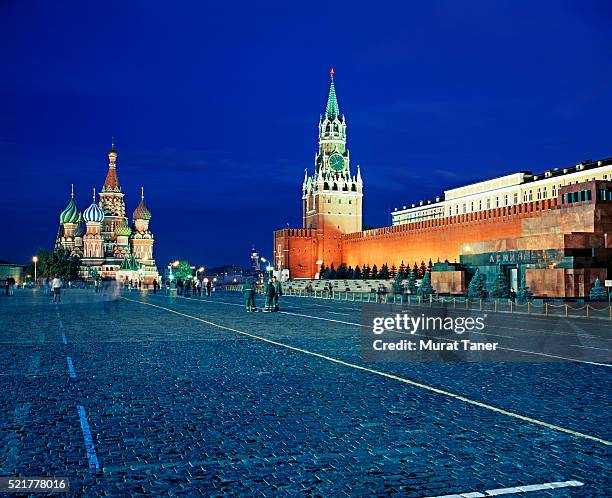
left=242, top=278, right=257, bottom=312
left=6, top=277, right=15, bottom=296
left=264, top=279, right=276, bottom=312
left=206, top=279, right=212, bottom=297
left=44, top=277, right=50, bottom=296
left=177, top=279, right=184, bottom=296
left=153, top=278, right=158, bottom=294
left=509, top=287, right=517, bottom=303
left=51, top=274, right=63, bottom=303
left=272, top=276, right=282, bottom=311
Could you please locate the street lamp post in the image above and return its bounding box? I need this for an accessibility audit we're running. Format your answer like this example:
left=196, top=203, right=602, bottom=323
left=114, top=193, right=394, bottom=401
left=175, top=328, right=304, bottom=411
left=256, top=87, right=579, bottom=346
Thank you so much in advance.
left=32, top=256, right=38, bottom=284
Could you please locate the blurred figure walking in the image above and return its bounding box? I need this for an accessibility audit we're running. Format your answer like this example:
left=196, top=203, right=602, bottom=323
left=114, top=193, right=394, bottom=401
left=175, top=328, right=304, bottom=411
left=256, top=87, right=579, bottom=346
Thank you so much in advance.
left=51, top=274, right=63, bottom=303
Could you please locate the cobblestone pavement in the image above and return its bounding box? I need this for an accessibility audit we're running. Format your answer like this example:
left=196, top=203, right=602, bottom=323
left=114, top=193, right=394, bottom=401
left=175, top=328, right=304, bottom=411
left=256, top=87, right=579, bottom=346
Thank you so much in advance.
left=0, top=289, right=610, bottom=496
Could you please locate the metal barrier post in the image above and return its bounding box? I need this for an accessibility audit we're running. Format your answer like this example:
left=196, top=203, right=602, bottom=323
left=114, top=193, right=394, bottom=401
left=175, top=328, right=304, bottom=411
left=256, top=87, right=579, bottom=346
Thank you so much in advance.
left=494, top=300, right=497, bottom=313
left=527, top=302, right=531, bottom=314
left=545, top=303, right=548, bottom=316
left=586, top=305, right=589, bottom=319
left=453, top=298, right=456, bottom=309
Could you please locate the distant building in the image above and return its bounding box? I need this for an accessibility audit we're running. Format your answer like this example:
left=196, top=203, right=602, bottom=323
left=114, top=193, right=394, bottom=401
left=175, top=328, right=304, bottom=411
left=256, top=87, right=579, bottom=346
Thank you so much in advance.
left=202, top=265, right=245, bottom=284
left=0, top=261, right=25, bottom=284
left=55, top=143, right=159, bottom=283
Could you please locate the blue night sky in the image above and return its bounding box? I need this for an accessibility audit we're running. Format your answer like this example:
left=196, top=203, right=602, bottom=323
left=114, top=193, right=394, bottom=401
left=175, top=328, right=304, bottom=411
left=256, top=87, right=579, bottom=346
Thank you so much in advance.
left=2, top=1, right=611, bottom=267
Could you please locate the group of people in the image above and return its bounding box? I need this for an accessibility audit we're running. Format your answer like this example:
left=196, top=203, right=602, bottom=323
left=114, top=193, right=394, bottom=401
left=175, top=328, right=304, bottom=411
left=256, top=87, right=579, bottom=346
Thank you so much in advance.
left=174, top=279, right=212, bottom=297
left=3, top=277, right=16, bottom=296
left=242, top=276, right=282, bottom=312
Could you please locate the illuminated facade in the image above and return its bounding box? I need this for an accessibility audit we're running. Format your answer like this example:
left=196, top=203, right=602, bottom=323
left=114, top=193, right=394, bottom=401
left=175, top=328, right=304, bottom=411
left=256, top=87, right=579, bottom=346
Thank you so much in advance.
left=273, top=73, right=612, bottom=298
left=302, top=68, right=363, bottom=234
left=56, top=144, right=158, bottom=283
left=392, top=161, right=612, bottom=225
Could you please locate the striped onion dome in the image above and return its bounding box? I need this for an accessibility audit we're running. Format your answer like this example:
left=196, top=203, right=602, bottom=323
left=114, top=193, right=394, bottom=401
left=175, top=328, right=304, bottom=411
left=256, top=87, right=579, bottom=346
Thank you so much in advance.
left=60, top=196, right=79, bottom=224
left=115, top=219, right=132, bottom=236
left=83, top=188, right=104, bottom=223
left=83, top=202, right=104, bottom=223
left=133, top=187, right=151, bottom=220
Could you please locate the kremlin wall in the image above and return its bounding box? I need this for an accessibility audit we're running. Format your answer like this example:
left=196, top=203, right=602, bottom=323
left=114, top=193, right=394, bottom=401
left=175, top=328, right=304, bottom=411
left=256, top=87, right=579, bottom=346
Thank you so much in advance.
left=273, top=71, right=612, bottom=298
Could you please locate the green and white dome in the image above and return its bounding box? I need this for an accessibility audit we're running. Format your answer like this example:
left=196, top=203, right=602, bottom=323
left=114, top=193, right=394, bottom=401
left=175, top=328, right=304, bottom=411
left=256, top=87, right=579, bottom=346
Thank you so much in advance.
left=59, top=192, right=80, bottom=225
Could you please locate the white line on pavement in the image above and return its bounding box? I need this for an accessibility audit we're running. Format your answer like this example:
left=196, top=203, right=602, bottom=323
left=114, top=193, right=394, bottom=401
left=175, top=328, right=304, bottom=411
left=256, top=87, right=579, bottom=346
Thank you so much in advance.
left=428, top=479, right=584, bottom=497
left=66, top=357, right=76, bottom=379
left=76, top=405, right=100, bottom=471
left=123, top=297, right=611, bottom=447
left=161, top=295, right=610, bottom=365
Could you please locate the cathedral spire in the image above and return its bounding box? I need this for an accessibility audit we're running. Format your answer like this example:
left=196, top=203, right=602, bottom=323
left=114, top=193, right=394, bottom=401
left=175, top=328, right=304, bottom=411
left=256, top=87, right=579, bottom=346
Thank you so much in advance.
left=325, top=67, right=340, bottom=120
left=102, top=141, right=121, bottom=192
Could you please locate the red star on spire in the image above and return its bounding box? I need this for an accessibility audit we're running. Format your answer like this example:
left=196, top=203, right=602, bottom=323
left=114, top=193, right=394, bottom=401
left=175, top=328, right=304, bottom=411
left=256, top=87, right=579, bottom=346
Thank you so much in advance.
left=330, top=67, right=334, bottom=78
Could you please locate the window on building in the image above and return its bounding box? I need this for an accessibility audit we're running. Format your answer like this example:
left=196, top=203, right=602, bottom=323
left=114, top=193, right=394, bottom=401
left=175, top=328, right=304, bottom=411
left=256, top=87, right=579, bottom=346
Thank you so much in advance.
left=528, top=191, right=533, bottom=201
left=513, top=193, right=518, bottom=204
left=486, top=198, right=491, bottom=209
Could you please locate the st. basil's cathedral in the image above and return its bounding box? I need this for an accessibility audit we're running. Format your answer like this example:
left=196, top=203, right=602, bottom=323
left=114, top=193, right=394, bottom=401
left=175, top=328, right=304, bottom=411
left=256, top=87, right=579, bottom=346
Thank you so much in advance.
left=55, top=144, right=159, bottom=283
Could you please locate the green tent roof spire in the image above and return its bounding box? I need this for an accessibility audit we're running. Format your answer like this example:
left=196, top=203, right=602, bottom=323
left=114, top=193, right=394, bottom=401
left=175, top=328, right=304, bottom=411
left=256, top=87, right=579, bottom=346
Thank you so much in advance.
left=325, top=67, right=340, bottom=120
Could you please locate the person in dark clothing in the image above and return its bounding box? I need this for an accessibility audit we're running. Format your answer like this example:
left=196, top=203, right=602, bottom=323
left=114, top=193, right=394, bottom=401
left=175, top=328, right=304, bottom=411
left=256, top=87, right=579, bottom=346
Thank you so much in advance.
left=177, top=280, right=184, bottom=296
left=206, top=279, right=212, bottom=297
left=153, top=279, right=158, bottom=294
left=272, top=276, right=282, bottom=311
left=264, top=279, right=276, bottom=312
left=242, top=278, right=257, bottom=312
left=509, top=287, right=517, bottom=303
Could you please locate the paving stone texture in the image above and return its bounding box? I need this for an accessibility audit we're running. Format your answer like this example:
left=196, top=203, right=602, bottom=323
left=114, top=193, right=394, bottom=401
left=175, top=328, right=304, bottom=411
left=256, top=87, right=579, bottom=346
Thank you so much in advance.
left=0, top=288, right=610, bottom=496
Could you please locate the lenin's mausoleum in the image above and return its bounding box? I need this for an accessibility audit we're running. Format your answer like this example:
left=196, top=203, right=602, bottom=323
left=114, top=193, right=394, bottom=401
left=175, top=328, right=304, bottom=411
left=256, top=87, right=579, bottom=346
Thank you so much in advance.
left=274, top=71, right=612, bottom=298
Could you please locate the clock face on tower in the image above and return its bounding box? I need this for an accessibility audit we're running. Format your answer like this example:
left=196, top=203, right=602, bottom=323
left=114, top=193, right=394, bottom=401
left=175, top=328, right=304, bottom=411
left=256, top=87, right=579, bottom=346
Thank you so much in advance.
left=329, top=153, right=345, bottom=172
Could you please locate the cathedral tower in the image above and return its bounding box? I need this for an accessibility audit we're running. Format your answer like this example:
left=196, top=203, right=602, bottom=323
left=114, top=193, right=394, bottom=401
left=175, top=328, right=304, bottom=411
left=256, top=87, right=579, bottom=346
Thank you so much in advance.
left=82, top=188, right=105, bottom=262
left=99, top=140, right=128, bottom=257
left=130, top=187, right=155, bottom=265
left=302, top=69, right=363, bottom=234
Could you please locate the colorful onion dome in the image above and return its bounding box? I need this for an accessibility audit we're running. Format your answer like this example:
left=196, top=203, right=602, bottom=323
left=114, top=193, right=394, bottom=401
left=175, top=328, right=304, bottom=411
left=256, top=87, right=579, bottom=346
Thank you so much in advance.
left=133, top=187, right=151, bottom=220
left=115, top=219, right=132, bottom=236
left=83, top=188, right=104, bottom=223
left=74, top=213, right=85, bottom=237
left=59, top=185, right=80, bottom=224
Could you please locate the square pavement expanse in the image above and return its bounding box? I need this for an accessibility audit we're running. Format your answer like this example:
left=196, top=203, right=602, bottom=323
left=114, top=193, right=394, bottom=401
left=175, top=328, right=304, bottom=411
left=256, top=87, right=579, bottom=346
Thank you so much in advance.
left=0, top=289, right=610, bottom=496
